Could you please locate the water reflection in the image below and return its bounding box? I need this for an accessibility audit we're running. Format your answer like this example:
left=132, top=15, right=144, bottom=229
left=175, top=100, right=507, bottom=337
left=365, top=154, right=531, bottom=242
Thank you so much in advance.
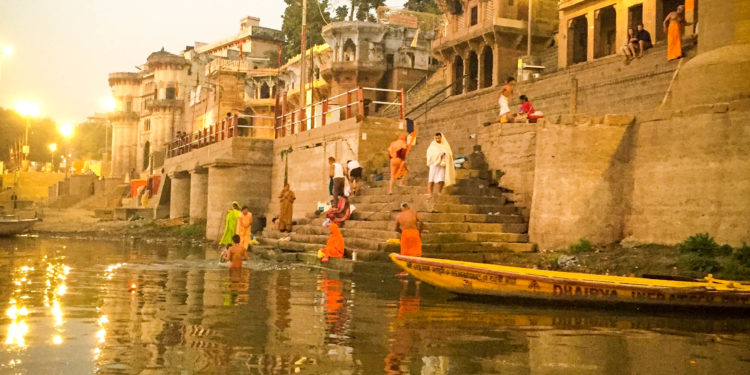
left=0, top=238, right=749, bottom=374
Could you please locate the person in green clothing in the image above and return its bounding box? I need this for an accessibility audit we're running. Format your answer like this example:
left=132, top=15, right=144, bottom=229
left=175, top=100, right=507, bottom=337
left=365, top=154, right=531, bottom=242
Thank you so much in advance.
left=220, top=201, right=242, bottom=248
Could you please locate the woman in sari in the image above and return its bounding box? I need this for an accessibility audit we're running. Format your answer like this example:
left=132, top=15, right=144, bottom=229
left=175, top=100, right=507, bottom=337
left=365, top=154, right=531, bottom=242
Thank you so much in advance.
left=236, top=206, right=253, bottom=250
left=278, top=184, right=295, bottom=232
left=326, top=195, right=351, bottom=226
left=317, top=222, right=345, bottom=262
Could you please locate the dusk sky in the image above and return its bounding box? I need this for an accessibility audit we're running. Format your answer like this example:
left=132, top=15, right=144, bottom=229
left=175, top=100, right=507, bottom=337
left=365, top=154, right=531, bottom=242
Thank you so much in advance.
left=0, top=0, right=404, bottom=124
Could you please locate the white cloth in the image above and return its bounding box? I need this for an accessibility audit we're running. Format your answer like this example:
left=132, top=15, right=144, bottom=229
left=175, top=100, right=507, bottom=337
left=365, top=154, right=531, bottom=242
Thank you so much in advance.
left=499, top=95, right=510, bottom=116
left=347, top=160, right=360, bottom=170
left=428, top=165, right=446, bottom=183
left=333, top=162, right=345, bottom=178
left=425, top=136, right=456, bottom=187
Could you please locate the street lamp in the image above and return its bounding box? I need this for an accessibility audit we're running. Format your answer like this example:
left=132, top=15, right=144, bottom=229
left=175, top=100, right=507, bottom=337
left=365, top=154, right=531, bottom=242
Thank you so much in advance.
left=58, top=122, right=75, bottom=138
left=48, top=143, right=57, bottom=169
left=14, top=101, right=40, bottom=167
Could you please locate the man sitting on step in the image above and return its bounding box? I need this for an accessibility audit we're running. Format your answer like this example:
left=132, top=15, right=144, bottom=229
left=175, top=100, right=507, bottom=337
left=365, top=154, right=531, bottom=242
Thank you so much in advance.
left=425, top=132, right=456, bottom=198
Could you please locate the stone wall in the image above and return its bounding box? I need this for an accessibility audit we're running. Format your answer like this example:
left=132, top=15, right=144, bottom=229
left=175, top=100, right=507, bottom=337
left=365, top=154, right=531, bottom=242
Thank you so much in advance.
left=267, top=117, right=402, bottom=221
left=529, top=103, right=750, bottom=249
left=1, top=171, right=65, bottom=202
left=627, top=101, right=750, bottom=247
left=529, top=115, right=633, bottom=248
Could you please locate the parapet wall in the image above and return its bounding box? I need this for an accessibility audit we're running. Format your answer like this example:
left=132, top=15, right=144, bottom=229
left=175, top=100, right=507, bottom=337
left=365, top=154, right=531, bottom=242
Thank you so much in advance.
left=529, top=101, right=750, bottom=248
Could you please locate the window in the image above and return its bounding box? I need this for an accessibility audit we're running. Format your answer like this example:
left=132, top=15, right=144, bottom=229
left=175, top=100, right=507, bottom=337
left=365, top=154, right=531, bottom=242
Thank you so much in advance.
left=143, top=119, right=151, bottom=132
left=470, top=6, right=478, bottom=26
left=126, top=100, right=132, bottom=112
left=166, top=87, right=176, bottom=100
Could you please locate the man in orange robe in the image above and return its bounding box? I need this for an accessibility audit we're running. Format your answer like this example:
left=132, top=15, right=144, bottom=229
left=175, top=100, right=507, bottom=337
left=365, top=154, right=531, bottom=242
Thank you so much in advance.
left=395, top=203, right=422, bottom=257
left=663, top=5, right=689, bottom=61
left=236, top=206, right=253, bottom=250
left=317, top=222, right=345, bottom=262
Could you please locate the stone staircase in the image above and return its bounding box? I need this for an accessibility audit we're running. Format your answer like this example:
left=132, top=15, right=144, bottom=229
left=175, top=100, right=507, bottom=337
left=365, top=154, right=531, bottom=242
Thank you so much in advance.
left=259, top=157, right=535, bottom=263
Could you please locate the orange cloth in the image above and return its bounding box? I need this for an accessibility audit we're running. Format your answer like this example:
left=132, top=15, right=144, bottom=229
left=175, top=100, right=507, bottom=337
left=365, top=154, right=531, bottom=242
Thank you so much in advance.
left=400, top=229, right=422, bottom=257
left=390, top=157, right=405, bottom=180
left=320, top=223, right=345, bottom=258
left=667, top=22, right=682, bottom=60
left=236, top=212, right=252, bottom=249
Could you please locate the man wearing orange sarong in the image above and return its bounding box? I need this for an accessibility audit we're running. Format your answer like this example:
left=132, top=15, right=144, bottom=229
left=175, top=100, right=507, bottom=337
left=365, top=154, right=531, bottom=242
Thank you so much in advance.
left=387, top=135, right=407, bottom=195
left=663, top=5, right=689, bottom=61
left=395, top=203, right=422, bottom=257
left=236, top=206, right=252, bottom=250
left=317, top=222, right=345, bottom=262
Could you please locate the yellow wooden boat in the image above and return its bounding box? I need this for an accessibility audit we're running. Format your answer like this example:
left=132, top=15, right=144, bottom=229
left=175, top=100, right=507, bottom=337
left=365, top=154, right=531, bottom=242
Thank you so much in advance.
left=390, top=254, right=750, bottom=309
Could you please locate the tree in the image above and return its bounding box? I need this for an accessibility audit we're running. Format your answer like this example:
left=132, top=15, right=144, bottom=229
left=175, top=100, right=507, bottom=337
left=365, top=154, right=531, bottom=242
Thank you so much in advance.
left=0, top=107, right=60, bottom=165
left=333, top=5, right=349, bottom=21
left=281, top=0, right=333, bottom=61
left=349, top=0, right=386, bottom=21
left=403, top=0, right=441, bottom=14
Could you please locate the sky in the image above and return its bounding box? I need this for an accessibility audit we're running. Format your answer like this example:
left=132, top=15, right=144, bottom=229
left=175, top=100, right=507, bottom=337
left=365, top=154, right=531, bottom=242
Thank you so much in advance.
left=0, top=0, right=405, bottom=124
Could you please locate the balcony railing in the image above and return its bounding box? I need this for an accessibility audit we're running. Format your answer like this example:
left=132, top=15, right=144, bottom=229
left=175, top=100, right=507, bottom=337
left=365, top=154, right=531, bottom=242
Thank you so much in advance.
left=166, top=86, right=405, bottom=158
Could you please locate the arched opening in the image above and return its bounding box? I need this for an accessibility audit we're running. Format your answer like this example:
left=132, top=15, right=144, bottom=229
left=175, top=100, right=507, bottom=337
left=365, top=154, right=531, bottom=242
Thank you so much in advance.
left=406, top=52, right=415, bottom=68
left=480, top=46, right=494, bottom=88
left=237, top=118, right=249, bottom=137
left=142, top=141, right=150, bottom=171
left=343, top=39, right=356, bottom=62
left=568, top=15, right=588, bottom=65
left=466, top=51, right=478, bottom=92
left=452, top=56, right=464, bottom=95
left=594, top=5, right=617, bottom=58
left=260, top=82, right=270, bottom=99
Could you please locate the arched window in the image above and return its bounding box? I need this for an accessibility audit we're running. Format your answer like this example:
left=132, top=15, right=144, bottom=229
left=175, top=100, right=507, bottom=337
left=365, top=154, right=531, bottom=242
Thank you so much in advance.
left=260, top=82, right=270, bottom=99
left=142, top=141, right=150, bottom=171
left=343, top=39, right=356, bottom=62
left=480, top=46, right=493, bottom=88
left=467, top=51, right=478, bottom=92
left=452, top=56, right=464, bottom=95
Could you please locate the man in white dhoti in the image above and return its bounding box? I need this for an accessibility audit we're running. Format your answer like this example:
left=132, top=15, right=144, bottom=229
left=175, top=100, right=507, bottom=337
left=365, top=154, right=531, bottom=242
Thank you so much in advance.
left=425, top=132, right=456, bottom=198
left=497, top=77, right=515, bottom=123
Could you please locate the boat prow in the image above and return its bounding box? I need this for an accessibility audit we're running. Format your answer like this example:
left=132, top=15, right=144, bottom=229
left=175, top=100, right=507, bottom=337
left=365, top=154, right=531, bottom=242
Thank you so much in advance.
left=0, top=218, right=41, bottom=236
left=389, top=253, right=750, bottom=309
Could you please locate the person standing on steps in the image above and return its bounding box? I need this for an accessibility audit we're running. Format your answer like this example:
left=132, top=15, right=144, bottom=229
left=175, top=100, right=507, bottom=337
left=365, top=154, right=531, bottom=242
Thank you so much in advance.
left=236, top=206, right=253, bottom=250
left=388, top=135, right=408, bottom=194
left=664, top=5, right=690, bottom=61
left=395, top=203, right=422, bottom=259
left=277, top=184, right=295, bottom=232
left=497, top=77, right=516, bottom=123
left=345, top=159, right=362, bottom=196
left=425, top=132, right=455, bottom=198
left=329, top=157, right=346, bottom=205
left=220, top=201, right=241, bottom=249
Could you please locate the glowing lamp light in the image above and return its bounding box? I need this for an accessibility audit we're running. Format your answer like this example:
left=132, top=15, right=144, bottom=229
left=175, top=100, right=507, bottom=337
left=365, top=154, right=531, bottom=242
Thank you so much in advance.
left=58, top=123, right=74, bottom=138
left=1, top=45, right=12, bottom=56
left=102, top=97, right=117, bottom=112
left=14, top=101, right=40, bottom=117
left=48, top=143, right=57, bottom=152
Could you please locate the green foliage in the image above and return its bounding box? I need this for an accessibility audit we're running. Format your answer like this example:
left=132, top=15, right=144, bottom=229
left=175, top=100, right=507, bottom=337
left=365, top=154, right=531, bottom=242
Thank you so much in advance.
left=568, top=238, right=593, bottom=254
left=171, top=224, right=205, bottom=238
left=717, top=262, right=750, bottom=281
left=734, top=243, right=750, bottom=267
left=0, top=107, right=61, bottom=164
left=403, top=0, right=441, bottom=14
left=494, top=169, right=505, bottom=181
left=67, top=119, right=107, bottom=160
left=281, top=0, right=333, bottom=61
left=677, top=233, right=723, bottom=258
left=334, top=5, right=349, bottom=21
left=679, top=253, right=721, bottom=273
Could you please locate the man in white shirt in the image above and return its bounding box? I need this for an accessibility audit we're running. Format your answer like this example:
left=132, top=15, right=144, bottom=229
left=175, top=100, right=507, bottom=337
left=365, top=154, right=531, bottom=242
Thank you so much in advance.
left=345, top=159, right=362, bottom=196
left=328, top=157, right=346, bottom=205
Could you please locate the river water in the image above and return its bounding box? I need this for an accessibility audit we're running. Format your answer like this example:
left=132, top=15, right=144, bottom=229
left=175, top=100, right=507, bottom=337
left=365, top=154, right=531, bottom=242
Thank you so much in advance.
left=1, top=237, right=749, bottom=375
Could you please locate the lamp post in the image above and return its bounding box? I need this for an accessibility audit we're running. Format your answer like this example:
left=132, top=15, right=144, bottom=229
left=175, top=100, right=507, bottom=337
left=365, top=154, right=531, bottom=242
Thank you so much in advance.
left=14, top=101, right=40, bottom=169
left=48, top=143, right=57, bottom=171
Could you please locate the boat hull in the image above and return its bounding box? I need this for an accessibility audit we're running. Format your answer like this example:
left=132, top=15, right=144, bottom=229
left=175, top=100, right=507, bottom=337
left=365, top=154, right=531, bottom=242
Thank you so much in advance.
left=390, top=254, right=750, bottom=309
left=0, top=219, right=40, bottom=236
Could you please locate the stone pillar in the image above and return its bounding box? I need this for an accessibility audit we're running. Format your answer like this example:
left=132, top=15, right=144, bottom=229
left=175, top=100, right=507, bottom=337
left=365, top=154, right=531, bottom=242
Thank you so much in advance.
left=493, top=44, right=502, bottom=86
left=206, top=164, right=272, bottom=240
left=189, top=168, right=208, bottom=224
left=169, top=171, right=190, bottom=219
left=586, top=11, right=595, bottom=62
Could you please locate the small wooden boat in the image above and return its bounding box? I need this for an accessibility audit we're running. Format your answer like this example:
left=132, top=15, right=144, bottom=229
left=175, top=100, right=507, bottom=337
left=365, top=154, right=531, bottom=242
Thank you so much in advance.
left=0, top=218, right=41, bottom=236
left=390, top=254, right=750, bottom=309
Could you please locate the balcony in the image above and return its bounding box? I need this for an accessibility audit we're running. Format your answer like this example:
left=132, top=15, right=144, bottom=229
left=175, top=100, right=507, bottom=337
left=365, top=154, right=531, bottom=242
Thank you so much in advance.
left=145, top=99, right=183, bottom=110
